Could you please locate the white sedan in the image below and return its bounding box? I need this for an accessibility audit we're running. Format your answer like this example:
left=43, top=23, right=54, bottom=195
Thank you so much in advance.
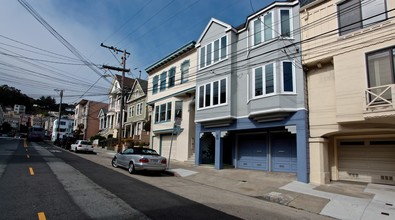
left=70, top=140, right=94, bottom=153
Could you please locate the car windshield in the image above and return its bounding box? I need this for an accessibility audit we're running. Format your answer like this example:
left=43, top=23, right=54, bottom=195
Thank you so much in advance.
left=80, top=141, right=91, bottom=145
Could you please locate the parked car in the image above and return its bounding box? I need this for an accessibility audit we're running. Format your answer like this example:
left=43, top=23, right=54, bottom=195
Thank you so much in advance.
left=112, top=147, right=167, bottom=174
left=70, top=140, right=94, bottom=153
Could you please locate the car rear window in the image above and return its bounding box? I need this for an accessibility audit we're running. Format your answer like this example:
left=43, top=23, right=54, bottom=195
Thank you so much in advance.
left=80, top=141, right=91, bottom=145
left=135, top=148, right=159, bottom=155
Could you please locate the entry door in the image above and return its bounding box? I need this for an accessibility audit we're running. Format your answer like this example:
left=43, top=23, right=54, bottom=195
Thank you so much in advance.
left=237, top=134, right=268, bottom=171
left=271, top=132, right=297, bottom=173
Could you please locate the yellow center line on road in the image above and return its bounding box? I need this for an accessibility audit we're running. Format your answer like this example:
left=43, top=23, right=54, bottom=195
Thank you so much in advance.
left=24, top=139, right=28, bottom=148
left=37, top=212, right=46, bottom=220
left=29, top=167, right=34, bottom=176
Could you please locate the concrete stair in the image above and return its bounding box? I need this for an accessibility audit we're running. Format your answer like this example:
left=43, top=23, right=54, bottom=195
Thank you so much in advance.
left=184, top=153, right=195, bottom=165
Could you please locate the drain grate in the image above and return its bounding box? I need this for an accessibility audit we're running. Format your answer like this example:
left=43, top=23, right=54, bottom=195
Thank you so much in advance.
left=381, top=212, right=389, bottom=216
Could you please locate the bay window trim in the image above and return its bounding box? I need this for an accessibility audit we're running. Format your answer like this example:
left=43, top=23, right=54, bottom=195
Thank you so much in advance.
left=281, top=60, right=296, bottom=94
left=197, top=77, right=228, bottom=110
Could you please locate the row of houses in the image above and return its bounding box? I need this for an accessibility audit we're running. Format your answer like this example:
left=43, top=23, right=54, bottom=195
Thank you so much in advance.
left=77, top=0, right=395, bottom=186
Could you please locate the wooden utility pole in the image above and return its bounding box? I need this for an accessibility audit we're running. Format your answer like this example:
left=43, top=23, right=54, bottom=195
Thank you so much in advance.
left=100, top=43, right=130, bottom=146
left=54, top=89, right=63, bottom=145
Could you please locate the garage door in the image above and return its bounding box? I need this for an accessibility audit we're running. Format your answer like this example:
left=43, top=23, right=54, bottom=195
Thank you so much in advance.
left=271, top=132, right=297, bottom=173
left=338, top=139, right=395, bottom=185
left=160, top=135, right=177, bottom=160
left=237, top=134, right=268, bottom=171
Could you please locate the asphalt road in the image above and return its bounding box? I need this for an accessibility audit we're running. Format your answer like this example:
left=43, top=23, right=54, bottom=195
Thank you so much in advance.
left=0, top=138, right=239, bottom=220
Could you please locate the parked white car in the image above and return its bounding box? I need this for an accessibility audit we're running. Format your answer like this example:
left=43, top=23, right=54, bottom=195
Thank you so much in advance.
left=70, top=140, right=94, bottom=153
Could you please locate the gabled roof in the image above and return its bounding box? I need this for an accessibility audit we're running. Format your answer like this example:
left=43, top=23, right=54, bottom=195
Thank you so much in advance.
left=145, top=41, right=196, bottom=73
left=196, top=18, right=236, bottom=47
left=97, top=108, right=107, bottom=118
left=127, top=78, right=149, bottom=102
left=109, top=74, right=136, bottom=94
left=115, top=74, right=135, bottom=90
left=136, top=78, right=148, bottom=93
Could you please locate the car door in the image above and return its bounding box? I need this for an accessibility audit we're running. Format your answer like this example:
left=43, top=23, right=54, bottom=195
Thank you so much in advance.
left=118, top=148, right=132, bottom=167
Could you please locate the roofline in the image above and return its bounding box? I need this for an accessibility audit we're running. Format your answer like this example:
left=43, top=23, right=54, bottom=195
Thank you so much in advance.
left=299, top=0, right=325, bottom=11
left=196, top=18, right=237, bottom=47
left=145, top=41, right=196, bottom=73
left=237, top=0, right=299, bottom=33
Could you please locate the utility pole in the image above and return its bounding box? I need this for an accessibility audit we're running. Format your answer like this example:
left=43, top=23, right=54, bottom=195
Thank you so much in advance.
left=55, top=89, right=63, bottom=145
left=100, top=43, right=130, bottom=147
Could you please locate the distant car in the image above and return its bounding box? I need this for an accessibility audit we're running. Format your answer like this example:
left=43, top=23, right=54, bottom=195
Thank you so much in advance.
left=112, top=147, right=167, bottom=174
left=70, top=140, right=94, bottom=153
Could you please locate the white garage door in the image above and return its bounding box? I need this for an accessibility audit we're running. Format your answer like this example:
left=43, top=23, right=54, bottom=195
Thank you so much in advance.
left=338, top=139, right=395, bottom=185
left=161, top=135, right=177, bottom=160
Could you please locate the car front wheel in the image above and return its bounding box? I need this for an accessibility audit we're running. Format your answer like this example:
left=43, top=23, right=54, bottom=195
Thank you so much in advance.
left=112, top=158, right=118, bottom=168
left=128, top=162, right=135, bottom=174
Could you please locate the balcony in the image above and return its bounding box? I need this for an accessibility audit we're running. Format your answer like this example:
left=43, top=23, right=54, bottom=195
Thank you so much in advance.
left=364, top=84, right=395, bottom=118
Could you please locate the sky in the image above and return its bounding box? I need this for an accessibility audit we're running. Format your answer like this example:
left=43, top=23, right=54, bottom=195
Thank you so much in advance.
left=0, top=0, right=274, bottom=104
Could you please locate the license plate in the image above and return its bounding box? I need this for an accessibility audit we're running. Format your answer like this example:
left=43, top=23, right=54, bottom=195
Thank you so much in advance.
left=150, top=159, right=158, bottom=163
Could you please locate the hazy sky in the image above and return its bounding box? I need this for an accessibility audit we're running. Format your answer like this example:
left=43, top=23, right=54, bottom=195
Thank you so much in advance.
left=0, top=0, right=274, bottom=104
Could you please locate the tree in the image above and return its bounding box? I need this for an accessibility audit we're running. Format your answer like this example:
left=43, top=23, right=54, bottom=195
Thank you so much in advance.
left=73, top=123, right=84, bottom=139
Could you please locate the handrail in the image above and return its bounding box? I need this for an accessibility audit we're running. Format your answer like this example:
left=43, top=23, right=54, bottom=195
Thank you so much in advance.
left=365, top=84, right=395, bottom=110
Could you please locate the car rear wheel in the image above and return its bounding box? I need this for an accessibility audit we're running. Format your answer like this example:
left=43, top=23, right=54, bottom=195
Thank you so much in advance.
left=112, top=158, right=118, bottom=168
left=128, top=162, right=135, bottom=174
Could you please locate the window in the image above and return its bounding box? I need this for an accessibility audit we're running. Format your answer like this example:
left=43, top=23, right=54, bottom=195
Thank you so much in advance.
left=155, top=102, right=172, bottom=123
left=135, top=91, right=139, bottom=98
left=252, top=12, right=273, bottom=46
left=253, top=63, right=275, bottom=97
left=136, top=103, right=142, bottom=115
left=181, top=60, right=190, bottom=83
left=280, top=9, right=291, bottom=37
left=128, top=106, right=132, bottom=117
left=168, top=67, right=176, bottom=88
left=282, top=61, right=295, bottom=93
left=60, top=121, right=66, bottom=125
left=131, top=106, right=135, bottom=117
left=160, top=72, right=167, bottom=92
left=155, top=106, right=159, bottom=122
left=366, top=47, right=395, bottom=100
left=199, top=35, right=227, bottom=69
left=166, top=102, right=172, bottom=121
left=198, top=78, right=227, bottom=109
left=338, top=0, right=387, bottom=36
left=175, top=101, right=183, bottom=119
left=152, top=75, right=159, bottom=94
left=160, top=104, right=166, bottom=122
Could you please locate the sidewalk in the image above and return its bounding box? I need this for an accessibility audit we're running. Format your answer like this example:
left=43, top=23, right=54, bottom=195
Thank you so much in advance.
left=93, top=147, right=395, bottom=219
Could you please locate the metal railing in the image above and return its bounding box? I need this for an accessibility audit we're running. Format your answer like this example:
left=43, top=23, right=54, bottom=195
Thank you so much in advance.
left=365, top=84, right=395, bottom=111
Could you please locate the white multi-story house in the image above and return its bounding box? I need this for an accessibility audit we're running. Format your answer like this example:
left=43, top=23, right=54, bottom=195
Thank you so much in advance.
left=14, top=104, right=26, bottom=115
left=105, top=75, right=136, bottom=140
left=146, top=41, right=197, bottom=162
left=52, top=118, right=74, bottom=141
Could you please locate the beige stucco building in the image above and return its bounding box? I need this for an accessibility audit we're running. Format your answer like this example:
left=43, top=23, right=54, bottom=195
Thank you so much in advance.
left=300, top=0, right=395, bottom=185
left=146, top=41, right=197, bottom=162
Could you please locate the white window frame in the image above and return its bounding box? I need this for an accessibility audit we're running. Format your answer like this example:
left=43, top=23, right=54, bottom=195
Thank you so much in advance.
left=136, top=103, right=143, bottom=115
left=198, top=34, right=228, bottom=70
left=197, top=77, right=228, bottom=110
left=252, top=63, right=277, bottom=99
left=155, top=102, right=172, bottom=123
left=278, top=8, right=293, bottom=39
left=251, top=11, right=274, bottom=47
left=280, top=60, right=296, bottom=94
